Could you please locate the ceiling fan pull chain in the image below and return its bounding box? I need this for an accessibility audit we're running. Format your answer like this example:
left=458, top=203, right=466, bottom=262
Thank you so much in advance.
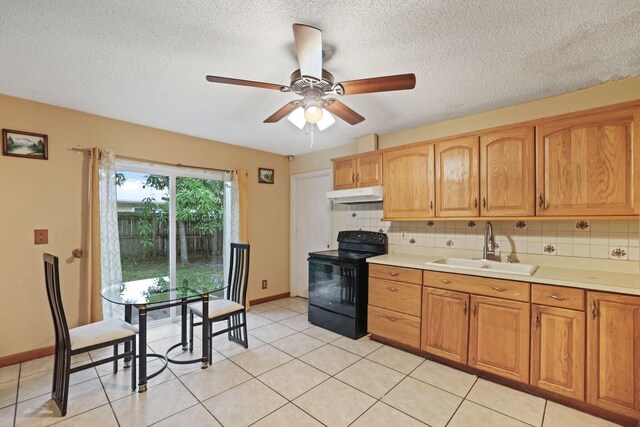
left=310, top=123, right=315, bottom=148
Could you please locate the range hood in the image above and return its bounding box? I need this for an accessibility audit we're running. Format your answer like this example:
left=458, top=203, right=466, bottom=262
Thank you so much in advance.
left=326, top=186, right=383, bottom=204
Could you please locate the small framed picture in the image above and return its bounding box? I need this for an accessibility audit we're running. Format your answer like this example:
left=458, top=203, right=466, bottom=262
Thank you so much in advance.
left=258, top=167, right=274, bottom=184
left=2, top=129, right=48, bottom=160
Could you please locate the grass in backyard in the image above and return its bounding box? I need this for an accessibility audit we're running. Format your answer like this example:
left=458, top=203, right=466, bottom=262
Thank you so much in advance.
left=121, top=255, right=224, bottom=284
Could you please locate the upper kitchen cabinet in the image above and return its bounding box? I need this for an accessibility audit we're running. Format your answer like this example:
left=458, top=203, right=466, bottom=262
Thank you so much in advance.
left=536, top=108, right=640, bottom=216
left=332, top=153, right=382, bottom=190
left=480, top=127, right=535, bottom=217
left=333, top=157, right=357, bottom=189
left=383, top=144, right=435, bottom=219
left=435, top=137, right=479, bottom=217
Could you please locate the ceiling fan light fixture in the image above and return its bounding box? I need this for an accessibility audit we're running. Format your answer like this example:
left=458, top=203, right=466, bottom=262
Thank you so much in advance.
left=287, top=107, right=306, bottom=129
left=304, top=105, right=323, bottom=123
left=317, top=109, right=335, bottom=131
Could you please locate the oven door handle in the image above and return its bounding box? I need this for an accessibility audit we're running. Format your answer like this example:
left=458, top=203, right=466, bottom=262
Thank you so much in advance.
left=307, top=257, right=362, bottom=270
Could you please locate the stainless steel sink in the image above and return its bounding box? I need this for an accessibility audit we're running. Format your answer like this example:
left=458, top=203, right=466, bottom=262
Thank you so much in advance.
left=426, top=257, right=538, bottom=276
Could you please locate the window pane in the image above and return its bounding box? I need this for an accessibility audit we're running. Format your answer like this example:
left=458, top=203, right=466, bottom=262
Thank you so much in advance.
left=175, top=177, right=225, bottom=296
left=116, top=171, right=171, bottom=324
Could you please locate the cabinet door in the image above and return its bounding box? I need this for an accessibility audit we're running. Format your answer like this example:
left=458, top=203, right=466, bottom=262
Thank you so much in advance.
left=356, top=153, right=383, bottom=188
left=383, top=144, right=435, bottom=219
left=333, top=158, right=357, bottom=190
left=536, top=108, right=639, bottom=215
left=421, top=288, right=469, bottom=364
left=531, top=305, right=585, bottom=400
left=435, top=137, right=479, bottom=217
left=587, top=292, right=640, bottom=418
left=469, top=295, right=530, bottom=383
left=480, top=127, right=535, bottom=216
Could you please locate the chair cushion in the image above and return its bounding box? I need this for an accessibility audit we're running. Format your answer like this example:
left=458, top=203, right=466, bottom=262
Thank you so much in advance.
left=188, top=299, right=245, bottom=319
left=69, top=318, right=138, bottom=351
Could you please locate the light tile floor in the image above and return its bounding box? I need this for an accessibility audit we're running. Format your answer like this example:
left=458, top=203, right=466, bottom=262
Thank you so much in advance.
left=0, top=297, right=623, bottom=427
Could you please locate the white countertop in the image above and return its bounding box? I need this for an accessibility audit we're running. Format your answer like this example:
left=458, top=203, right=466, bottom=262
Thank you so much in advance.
left=368, top=253, right=640, bottom=296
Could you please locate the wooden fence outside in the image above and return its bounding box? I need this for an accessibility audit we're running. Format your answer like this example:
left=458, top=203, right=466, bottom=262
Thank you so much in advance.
left=118, top=212, right=223, bottom=258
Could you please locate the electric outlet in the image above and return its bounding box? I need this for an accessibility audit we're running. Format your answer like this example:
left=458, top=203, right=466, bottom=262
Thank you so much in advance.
left=261, top=280, right=268, bottom=289
left=400, top=231, right=407, bottom=240
left=34, top=229, right=48, bottom=244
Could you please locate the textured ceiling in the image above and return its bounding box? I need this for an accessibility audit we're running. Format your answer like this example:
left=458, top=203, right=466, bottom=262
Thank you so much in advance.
left=0, top=1, right=639, bottom=155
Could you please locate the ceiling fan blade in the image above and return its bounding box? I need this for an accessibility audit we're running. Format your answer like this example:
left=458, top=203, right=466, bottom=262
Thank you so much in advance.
left=325, top=99, right=365, bottom=125
left=338, top=73, right=416, bottom=95
left=264, top=101, right=300, bottom=123
left=206, top=75, right=289, bottom=92
left=292, top=24, right=323, bottom=80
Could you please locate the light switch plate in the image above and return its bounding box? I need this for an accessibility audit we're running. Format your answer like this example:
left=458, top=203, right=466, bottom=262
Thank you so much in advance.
left=34, top=229, right=48, bottom=244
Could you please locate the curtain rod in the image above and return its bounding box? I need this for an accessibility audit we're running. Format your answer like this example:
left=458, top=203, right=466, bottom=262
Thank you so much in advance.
left=67, top=147, right=232, bottom=174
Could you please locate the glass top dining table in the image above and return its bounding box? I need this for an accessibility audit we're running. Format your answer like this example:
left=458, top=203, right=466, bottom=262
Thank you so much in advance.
left=101, top=277, right=227, bottom=392
left=101, top=276, right=226, bottom=306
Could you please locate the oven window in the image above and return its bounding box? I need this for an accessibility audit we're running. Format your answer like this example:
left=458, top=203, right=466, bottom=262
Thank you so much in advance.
left=308, top=259, right=358, bottom=318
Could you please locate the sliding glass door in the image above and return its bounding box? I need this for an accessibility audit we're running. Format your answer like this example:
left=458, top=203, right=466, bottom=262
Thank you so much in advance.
left=115, top=161, right=225, bottom=324
left=174, top=177, right=225, bottom=317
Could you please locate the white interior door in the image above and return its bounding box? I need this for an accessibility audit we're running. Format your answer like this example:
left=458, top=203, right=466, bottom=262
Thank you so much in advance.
left=291, top=171, right=332, bottom=298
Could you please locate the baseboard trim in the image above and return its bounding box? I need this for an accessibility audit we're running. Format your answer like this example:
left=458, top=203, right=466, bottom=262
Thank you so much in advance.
left=250, top=292, right=290, bottom=306
left=0, top=345, right=54, bottom=368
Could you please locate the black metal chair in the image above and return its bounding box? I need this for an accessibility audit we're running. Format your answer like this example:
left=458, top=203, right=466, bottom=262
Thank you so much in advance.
left=44, top=253, right=137, bottom=416
left=188, top=243, right=250, bottom=363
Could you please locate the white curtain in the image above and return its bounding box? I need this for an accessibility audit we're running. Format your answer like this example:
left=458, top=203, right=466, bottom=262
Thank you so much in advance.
left=223, top=171, right=240, bottom=285
left=99, top=150, right=124, bottom=319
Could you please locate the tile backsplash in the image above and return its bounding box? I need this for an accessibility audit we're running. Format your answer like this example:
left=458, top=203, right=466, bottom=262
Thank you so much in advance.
left=338, top=202, right=640, bottom=261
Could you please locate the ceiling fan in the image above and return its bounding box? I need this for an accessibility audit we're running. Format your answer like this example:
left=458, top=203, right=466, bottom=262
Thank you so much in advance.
left=205, top=24, right=416, bottom=129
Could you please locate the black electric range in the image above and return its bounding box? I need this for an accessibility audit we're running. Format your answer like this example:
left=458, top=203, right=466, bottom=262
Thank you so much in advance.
left=307, top=230, right=388, bottom=339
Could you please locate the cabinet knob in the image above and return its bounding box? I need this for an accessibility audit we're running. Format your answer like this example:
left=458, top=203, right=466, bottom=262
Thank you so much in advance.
left=535, top=311, right=541, bottom=329
left=387, top=316, right=398, bottom=322
left=482, top=197, right=487, bottom=209
left=538, top=194, right=544, bottom=210
left=441, top=279, right=452, bottom=284
left=387, top=287, right=398, bottom=292
left=491, top=286, right=506, bottom=292
left=463, top=301, right=467, bottom=315
left=388, top=272, right=399, bottom=277
left=591, top=299, right=598, bottom=319
left=474, top=198, right=478, bottom=208
left=472, top=303, right=477, bottom=316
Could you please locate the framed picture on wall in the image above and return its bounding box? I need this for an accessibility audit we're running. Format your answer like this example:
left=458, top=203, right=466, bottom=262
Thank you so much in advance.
left=258, top=167, right=274, bottom=184
left=2, top=129, right=48, bottom=160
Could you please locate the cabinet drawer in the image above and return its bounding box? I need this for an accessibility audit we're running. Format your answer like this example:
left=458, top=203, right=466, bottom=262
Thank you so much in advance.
left=369, top=264, right=422, bottom=285
left=532, top=284, right=584, bottom=311
left=424, top=271, right=530, bottom=302
left=369, top=278, right=422, bottom=316
left=368, top=305, right=421, bottom=348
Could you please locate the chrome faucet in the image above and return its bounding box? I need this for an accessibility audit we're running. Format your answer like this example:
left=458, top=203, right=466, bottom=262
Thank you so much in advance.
left=483, top=222, right=500, bottom=261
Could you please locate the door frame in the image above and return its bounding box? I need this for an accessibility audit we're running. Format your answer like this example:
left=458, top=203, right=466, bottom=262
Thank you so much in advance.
left=290, top=169, right=333, bottom=298
left=116, top=159, right=225, bottom=323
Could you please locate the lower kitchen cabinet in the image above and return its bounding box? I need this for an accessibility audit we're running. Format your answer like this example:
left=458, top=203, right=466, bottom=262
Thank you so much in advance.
left=368, top=265, right=422, bottom=349
left=368, top=305, right=421, bottom=348
left=531, top=305, right=585, bottom=400
left=369, top=278, right=422, bottom=317
left=587, top=292, right=640, bottom=418
left=421, top=287, right=469, bottom=364
left=468, top=295, right=530, bottom=383
left=372, top=264, right=640, bottom=422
